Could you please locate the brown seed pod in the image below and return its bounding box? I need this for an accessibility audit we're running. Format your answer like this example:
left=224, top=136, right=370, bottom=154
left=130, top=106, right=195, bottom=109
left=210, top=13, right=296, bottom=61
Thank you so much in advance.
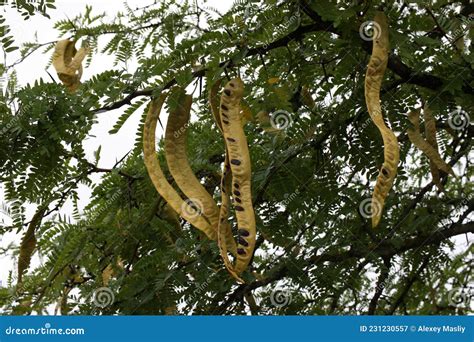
left=165, top=88, right=237, bottom=252
left=423, top=105, right=443, bottom=190
left=143, top=93, right=216, bottom=240
left=364, top=12, right=400, bottom=228
left=52, top=40, right=88, bottom=92
left=407, top=110, right=455, bottom=176
left=217, top=78, right=256, bottom=281
left=17, top=207, right=46, bottom=285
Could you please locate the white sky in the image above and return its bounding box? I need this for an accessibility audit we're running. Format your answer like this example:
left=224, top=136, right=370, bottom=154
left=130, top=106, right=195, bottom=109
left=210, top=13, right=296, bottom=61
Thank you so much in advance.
left=0, top=0, right=232, bottom=293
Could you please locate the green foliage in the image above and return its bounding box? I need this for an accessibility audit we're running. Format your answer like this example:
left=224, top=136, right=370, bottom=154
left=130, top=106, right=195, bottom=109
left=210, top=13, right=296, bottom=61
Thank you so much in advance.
left=0, top=0, right=472, bottom=315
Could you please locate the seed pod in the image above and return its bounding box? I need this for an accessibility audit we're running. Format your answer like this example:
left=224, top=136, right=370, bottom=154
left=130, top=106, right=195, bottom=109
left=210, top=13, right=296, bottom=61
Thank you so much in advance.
left=143, top=93, right=216, bottom=240
left=423, top=105, right=443, bottom=190
left=165, top=88, right=227, bottom=247
left=364, top=12, right=400, bottom=228
left=18, top=207, right=46, bottom=285
left=209, top=80, right=239, bottom=255
left=218, top=154, right=244, bottom=282
left=218, top=78, right=256, bottom=280
left=210, top=79, right=251, bottom=128
left=52, top=39, right=88, bottom=92
left=407, top=110, right=455, bottom=176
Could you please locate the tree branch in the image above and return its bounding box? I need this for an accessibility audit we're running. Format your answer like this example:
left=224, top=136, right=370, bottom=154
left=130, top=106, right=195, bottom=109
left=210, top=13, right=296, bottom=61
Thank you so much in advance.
left=216, top=221, right=473, bottom=313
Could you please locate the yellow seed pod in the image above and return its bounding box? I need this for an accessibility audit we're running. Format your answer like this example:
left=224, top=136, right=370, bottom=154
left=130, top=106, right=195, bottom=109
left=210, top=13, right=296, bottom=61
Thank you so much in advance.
left=407, top=110, right=455, bottom=176
left=143, top=93, right=216, bottom=240
left=209, top=80, right=239, bottom=255
left=218, top=155, right=244, bottom=282
left=218, top=78, right=256, bottom=281
left=52, top=39, right=88, bottom=92
left=423, top=105, right=443, bottom=190
left=364, top=12, right=400, bottom=228
left=17, top=207, right=46, bottom=285
left=165, top=88, right=237, bottom=252
left=268, top=77, right=280, bottom=85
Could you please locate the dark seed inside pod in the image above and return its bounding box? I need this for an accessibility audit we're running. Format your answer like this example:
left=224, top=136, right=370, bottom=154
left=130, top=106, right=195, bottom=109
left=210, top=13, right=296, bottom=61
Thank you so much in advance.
left=223, top=120, right=230, bottom=125
left=237, top=237, right=249, bottom=246
left=221, top=104, right=228, bottom=111
left=227, top=137, right=236, bottom=142
left=233, top=190, right=241, bottom=196
left=224, top=89, right=231, bottom=96
left=230, top=159, right=241, bottom=165
left=221, top=113, right=229, bottom=118
left=381, top=167, right=389, bottom=177
left=235, top=205, right=244, bottom=211
left=238, top=229, right=250, bottom=237
left=237, top=248, right=246, bottom=255
left=234, top=183, right=240, bottom=189
left=229, top=82, right=235, bottom=88
left=235, top=198, right=242, bottom=203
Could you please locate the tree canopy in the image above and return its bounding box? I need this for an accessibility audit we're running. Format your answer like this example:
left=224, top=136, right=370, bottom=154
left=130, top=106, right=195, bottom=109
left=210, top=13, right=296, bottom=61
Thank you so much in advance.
left=0, top=0, right=473, bottom=315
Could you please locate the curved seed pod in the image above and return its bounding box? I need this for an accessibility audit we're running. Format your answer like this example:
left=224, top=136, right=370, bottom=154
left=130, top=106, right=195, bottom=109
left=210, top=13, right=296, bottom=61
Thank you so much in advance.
left=165, top=88, right=228, bottom=248
left=143, top=93, right=216, bottom=240
left=364, top=12, right=400, bottom=228
left=407, top=110, right=455, bottom=176
left=18, top=207, right=46, bottom=285
left=218, top=78, right=256, bottom=279
left=218, top=154, right=244, bottom=282
left=423, top=105, right=443, bottom=190
left=52, top=39, right=88, bottom=92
